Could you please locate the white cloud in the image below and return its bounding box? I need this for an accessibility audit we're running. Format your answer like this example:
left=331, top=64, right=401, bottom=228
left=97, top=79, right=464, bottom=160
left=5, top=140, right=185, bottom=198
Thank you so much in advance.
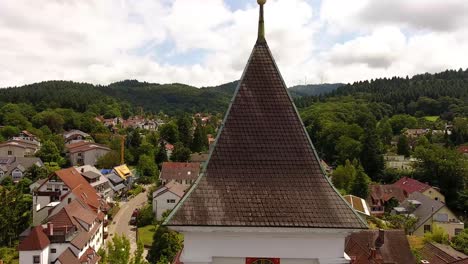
left=0, top=0, right=468, bottom=88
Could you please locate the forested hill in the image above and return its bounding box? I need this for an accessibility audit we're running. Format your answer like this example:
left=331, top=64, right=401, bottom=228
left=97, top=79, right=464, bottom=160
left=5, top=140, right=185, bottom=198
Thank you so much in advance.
left=0, top=80, right=339, bottom=115
left=296, top=69, right=468, bottom=117
left=289, top=83, right=344, bottom=98
left=1, top=69, right=467, bottom=116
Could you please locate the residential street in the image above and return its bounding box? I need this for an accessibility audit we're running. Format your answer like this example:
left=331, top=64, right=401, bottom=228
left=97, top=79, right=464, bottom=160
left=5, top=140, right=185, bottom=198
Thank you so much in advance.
left=107, top=190, right=148, bottom=254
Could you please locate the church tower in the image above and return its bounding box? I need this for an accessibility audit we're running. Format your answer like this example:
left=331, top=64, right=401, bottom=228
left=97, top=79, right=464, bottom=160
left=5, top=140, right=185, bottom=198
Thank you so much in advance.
left=165, top=1, right=367, bottom=263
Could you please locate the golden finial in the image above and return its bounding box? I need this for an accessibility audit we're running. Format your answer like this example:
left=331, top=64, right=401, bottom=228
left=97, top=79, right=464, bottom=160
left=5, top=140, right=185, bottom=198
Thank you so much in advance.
left=257, top=0, right=266, bottom=43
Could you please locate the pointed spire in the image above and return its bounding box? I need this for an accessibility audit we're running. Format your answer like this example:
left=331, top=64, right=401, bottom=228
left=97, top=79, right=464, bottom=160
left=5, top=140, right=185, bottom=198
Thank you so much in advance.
left=257, top=0, right=266, bottom=43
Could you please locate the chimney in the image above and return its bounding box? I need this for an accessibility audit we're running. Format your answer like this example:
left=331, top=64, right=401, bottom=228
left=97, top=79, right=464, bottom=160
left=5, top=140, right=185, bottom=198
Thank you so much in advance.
left=81, top=168, right=84, bottom=173
left=375, top=229, right=385, bottom=249
left=47, top=223, right=53, bottom=236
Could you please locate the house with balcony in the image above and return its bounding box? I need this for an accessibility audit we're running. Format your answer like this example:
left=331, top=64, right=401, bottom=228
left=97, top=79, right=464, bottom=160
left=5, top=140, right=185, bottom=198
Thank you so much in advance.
left=0, top=139, right=40, bottom=157
left=66, top=142, right=111, bottom=166
left=77, top=165, right=114, bottom=202
left=63, top=130, right=92, bottom=145
left=393, top=192, right=464, bottom=238
left=367, top=183, right=408, bottom=216
left=32, top=167, right=108, bottom=226
left=18, top=198, right=104, bottom=264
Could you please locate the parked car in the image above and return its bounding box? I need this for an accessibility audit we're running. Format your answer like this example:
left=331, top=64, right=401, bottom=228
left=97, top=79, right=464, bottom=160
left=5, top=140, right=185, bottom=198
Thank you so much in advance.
left=130, top=216, right=137, bottom=225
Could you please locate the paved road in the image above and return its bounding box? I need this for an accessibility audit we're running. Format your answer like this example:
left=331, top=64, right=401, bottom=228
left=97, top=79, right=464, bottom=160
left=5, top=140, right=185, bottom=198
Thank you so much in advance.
left=108, top=190, right=148, bottom=254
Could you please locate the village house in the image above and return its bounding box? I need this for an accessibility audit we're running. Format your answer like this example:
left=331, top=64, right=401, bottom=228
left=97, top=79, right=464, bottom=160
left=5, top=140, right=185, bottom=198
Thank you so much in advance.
left=18, top=199, right=105, bottom=264
left=394, top=176, right=445, bottom=203
left=113, top=164, right=134, bottom=185
left=0, top=156, right=43, bottom=182
left=345, top=230, right=416, bottom=264
left=65, top=141, right=111, bottom=166
left=404, top=128, right=430, bottom=139
left=152, top=180, right=186, bottom=220
left=12, top=130, right=41, bottom=145
left=165, top=3, right=367, bottom=264
left=62, top=129, right=92, bottom=145
left=21, top=167, right=108, bottom=263
left=383, top=154, right=416, bottom=171
left=32, top=167, right=108, bottom=226
left=0, top=139, right=40, bottom=157
left=102, top=170, right=127, bottom=195
left=77, top=165, right=114, bottom=202
left=367, top=183, right=408, bottom=216
left=394, top=192, right=464, bottom=238
left=159, top=162, right=200, bottom=188
left=420, top=242, right=468, bottom=264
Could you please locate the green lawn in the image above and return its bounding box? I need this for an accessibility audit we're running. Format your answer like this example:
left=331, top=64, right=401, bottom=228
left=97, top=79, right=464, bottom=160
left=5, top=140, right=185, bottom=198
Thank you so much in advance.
left=138, top=225, right=157, bottom=247
left=424, top=116, right=439, bottom=122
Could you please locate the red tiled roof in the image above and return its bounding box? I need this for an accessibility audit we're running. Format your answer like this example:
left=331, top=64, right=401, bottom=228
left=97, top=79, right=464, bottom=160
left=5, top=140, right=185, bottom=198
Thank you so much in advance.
left=57, top=248, right=80, bottom=264
left=66, top=141, right=110, bottom=154
left=421, top=242, right=468, bottom=264
left=79, top=247, right=101, bottom=264
left=369, top=183, right=408, bottom=203
left=160, top=162, right=201, bottom=181
left=166, top=24, right=367, bottom=228
left=18, top=226, right=50, bottom=251
left=394, top=177, right=431, bottom=194
left=53, top=168, right=101, bottom=210
left=457, top=145, right=468, bottom=154
left=345, top=230, right=415, bottom=264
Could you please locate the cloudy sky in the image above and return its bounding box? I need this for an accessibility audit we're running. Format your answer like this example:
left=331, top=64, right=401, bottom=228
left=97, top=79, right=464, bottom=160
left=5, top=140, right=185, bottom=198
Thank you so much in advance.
left=1, top=0, right=468, bottom=88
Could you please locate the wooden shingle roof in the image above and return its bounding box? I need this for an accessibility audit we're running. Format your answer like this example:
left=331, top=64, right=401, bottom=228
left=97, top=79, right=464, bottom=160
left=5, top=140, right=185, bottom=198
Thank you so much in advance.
left=165, top=3, right=366, bottom=229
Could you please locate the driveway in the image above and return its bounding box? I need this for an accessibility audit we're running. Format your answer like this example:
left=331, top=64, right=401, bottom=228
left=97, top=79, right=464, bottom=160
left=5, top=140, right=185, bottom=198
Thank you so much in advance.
left=107, top=189, right=148, bottom=254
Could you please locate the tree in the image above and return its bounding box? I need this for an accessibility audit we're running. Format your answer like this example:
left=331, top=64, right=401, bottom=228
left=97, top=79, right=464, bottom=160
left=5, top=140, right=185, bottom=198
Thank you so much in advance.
left=191, top=121, right=208, bottom=153
left=32, top=110, right=65, bottom=133
left=0, top=126, right=20, bottom=139
left=331, top=160, right=357, bottom=193
left=360, top=130, right=384, bottom=181
left=96, top=151, right=121, bottom=169
left=451, top=228, right=468, bottom=255
left=389, top=114, right=418, bottom=134
left=177, top=115, right=193, bottom=147
left=171, top=142, right=191, bottom=162
left=413, top=144, right=467, bottom=210
left=147, top=226, right=182, bottom=263
left=384, top=214, right=417, bottom=234
left=335, top=136, right=362, bottom=164
left=132, top=240, right=148, bottom=264
left=377, top=117, right=394, bottom=145
left=35, top=140, right=63, bottom=164
left=397, top=135, right=411, bottom=157
left=106, top=234, right=131, bottom=264
left=3, top=112, right=31, bottom=130
left=159, top=122, right=179, bottom=144
left=350, top=165, right=371, bottom=198
left=24, top=164, right=50, bottom=182
left=137, top=154, right=159, bottom=180
left=424, top=224, right=449, bottom=244
left=155, top=141, right=168, bottom=166
left=136, top=204, right=155, bottom=227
